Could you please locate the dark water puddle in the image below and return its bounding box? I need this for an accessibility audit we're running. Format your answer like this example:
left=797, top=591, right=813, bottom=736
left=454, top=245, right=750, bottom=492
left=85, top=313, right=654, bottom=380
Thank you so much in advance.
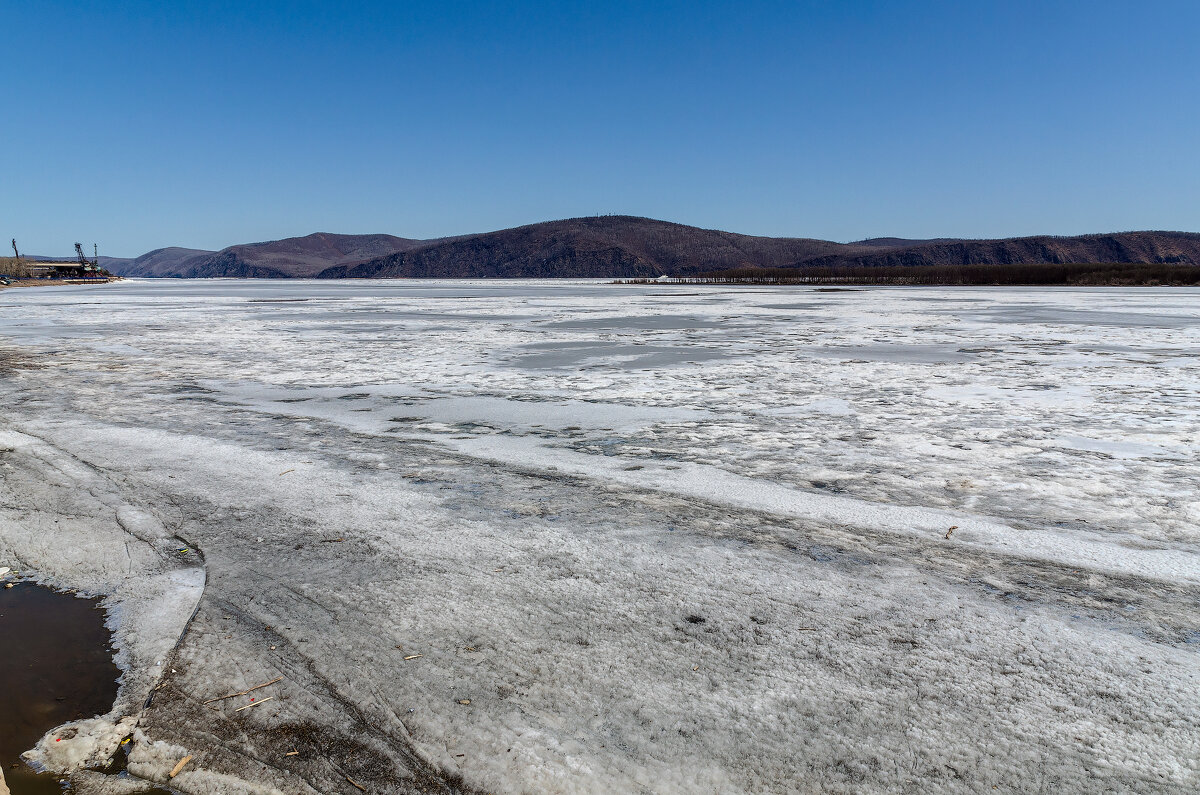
left=0, top=581, right=121, bottom=794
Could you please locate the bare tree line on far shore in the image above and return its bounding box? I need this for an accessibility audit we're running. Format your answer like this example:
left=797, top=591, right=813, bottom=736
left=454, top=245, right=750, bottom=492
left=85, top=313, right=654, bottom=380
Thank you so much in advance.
left=0, top=257, right=40, bottom=279
left=624, top=262, right=1200, bottom=286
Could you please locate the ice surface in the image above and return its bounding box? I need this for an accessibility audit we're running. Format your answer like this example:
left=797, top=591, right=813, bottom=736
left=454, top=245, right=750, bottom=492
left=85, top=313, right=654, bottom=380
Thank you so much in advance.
left=0, top=280, right=1198, bottom=793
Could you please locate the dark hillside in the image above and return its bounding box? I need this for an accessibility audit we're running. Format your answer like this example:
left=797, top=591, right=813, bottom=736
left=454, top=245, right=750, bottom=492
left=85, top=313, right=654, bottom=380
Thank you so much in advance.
left=220, top=232, right=425, bottom=277
left=798, top=232, right=1200, bottom=270
left=318, top=216, right=850, bottom=279
left=114, top=234, right=423, bottom=278
left=109, top=247, right=215, bottom=277
left=323, top=219, right=1200, bottom=279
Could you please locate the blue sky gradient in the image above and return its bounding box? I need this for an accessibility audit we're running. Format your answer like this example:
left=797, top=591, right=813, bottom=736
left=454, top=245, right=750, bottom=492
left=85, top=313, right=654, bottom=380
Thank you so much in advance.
left=4, top=1, right=1198, bottom=256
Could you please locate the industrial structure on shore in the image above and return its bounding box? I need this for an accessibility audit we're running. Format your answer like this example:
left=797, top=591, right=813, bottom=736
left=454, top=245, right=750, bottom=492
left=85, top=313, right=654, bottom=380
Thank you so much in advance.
left=1, top=239, right=113, bottom=283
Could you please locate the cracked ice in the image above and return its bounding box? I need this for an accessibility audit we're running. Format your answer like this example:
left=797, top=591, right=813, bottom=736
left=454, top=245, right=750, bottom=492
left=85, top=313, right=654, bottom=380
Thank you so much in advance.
left=0, top=280, right=1197, bottom=793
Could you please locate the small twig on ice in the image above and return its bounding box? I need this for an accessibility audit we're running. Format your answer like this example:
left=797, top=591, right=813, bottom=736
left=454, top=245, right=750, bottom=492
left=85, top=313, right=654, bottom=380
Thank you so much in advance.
left=233, top=696, right=274, bottom=712
left=169, top=754, right=193, bottom=778
left=203, top=676, right=284, bottom=704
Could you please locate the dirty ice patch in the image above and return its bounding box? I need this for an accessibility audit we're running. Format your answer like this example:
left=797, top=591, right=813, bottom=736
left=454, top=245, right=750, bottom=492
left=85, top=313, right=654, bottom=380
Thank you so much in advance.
left=978, top=305, right=1200, bottom=329
left=1054, top=435, right=1191, bottom=461
left=756, top=397, right=855, bottom=417
left=544, top=314, right=726, bottom=330
left=440, top=432, right=1200, bottom=585
left=509, top=342, right=732, bottom=369
left=800, top=343, right=980, bottom=364
left=209, top=381, right=713, bottom=436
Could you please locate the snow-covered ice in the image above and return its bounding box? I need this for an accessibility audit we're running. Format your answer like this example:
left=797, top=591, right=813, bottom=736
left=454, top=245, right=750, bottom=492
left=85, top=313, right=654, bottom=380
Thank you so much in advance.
left=0, top=280, right=1197, bottom=793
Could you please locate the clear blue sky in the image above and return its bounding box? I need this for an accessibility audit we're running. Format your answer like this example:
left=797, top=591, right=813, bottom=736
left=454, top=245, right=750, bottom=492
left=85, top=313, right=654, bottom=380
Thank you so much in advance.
left=4, top=0, right=1198, bottom=256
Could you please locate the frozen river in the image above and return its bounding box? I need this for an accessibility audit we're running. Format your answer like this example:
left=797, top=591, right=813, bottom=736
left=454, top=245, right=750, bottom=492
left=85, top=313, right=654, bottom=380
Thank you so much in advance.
left=1, top=280, right=1197, bottom=793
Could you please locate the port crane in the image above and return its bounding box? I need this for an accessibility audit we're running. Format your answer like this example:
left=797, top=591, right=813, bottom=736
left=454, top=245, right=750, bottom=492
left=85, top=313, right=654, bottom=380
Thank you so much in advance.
left=74, top=242, right=98, bottom=268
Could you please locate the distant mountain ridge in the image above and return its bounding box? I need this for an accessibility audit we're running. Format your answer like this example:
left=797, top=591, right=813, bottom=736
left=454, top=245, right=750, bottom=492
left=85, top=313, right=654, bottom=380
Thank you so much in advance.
left=104, top=218, right=1200, bottom=279
left=316, top=217, right=848, bottom=279
left=113, top=247, right=214, bottom=276
left=111, top=233, right=424, bottom=278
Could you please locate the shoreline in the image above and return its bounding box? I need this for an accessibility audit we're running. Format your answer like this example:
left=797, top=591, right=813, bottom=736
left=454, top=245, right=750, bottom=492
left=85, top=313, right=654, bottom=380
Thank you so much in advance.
left=0, top=277, right=121, bottom=290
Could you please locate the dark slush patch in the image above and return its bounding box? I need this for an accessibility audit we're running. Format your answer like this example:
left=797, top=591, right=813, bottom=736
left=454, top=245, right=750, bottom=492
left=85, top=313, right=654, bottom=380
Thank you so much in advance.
left=0, top=581, right=121, bottom=794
